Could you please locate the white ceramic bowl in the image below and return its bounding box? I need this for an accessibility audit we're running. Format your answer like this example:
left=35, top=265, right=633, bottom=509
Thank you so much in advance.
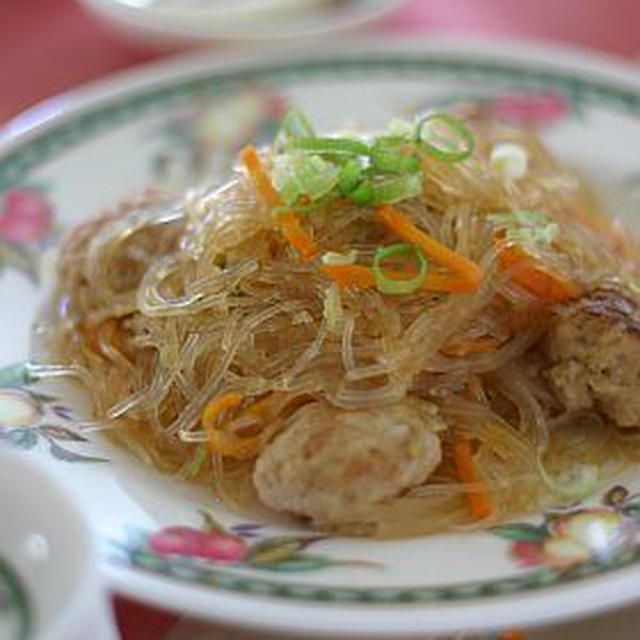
left=78, top=0, right=407, bottom=44
left=0, top=447, right=116, bottom=640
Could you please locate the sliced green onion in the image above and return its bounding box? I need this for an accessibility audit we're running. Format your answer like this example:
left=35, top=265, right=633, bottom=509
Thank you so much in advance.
left=268, top=109, right=474, bottom=211
left=370, top=141, right=421, bottom=173
left=385, top=118, right=415, bottom=137
left=371, top=172, right=423, bottom=204
left=348, top=179, right=374, bottom=205
left=488, top=210, right=559, bottom=247
left=506, top=225, right=559, bottom=245
left=373, top=243, right=428, bottom=295
left=271, top=152, right=339, bottom=205
left=186, top=444, right=208, bottom=478
left=338, top=159, right=364, bottom=194
left=288, top=137, right=370, bottom=156
left=415, top=113, right=475, bottom=163
left=273, top=108, right=316, bottom=152
left=296, top=155, right=340, bottom=200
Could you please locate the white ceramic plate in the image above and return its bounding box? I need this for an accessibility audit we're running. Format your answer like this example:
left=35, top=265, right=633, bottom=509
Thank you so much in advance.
left=1, top=39, right=639, bottom=638
left=78, top=0, right=407, bottom=43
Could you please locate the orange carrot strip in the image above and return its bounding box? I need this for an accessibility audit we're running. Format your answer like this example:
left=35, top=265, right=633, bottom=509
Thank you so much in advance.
left=239, top=145, right=281, bottom=207
left=240, top=145, right=318, bottom=262
left=498, top=244, right=580, bottom=303
left=421, top=272, right=478, bottom=293
left=322, top=263, right=476, bottom=294
left=500, top=630, right=526, bottom=640
left=376, top=205, right=483, bottom=289
left=321, top=264, right=376, bottom=288
left=453, top=438, right=492, bottom=520
left=203, top=393, right=284, bottom=459
left=279, top=211, right=319, bottom=262
left=202, top=392, right=244, bottom=452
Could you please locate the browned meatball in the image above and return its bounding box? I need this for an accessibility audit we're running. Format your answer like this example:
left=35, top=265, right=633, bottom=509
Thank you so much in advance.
left=253, top=400, right=445, bottom=527
left=546, top=290, right=640, bottom=427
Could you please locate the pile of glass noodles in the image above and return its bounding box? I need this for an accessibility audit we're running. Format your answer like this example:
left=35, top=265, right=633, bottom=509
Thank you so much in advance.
left=45, top=109, right=640, bottom=537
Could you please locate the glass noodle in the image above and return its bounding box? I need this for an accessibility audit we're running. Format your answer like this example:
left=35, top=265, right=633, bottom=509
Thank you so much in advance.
left=42, top=113, right=640, bottom=537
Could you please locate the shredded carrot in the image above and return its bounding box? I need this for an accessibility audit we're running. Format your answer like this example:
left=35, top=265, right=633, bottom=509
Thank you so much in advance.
left=498, top=244, right=580, bottom=302
left=453, top=437, right=492, bottom=520
left=279, top=211, right=319, bottom=262
left=240, top=145, right=318, bottom=262
left=500, top=630, right=526, bottom=640
left=202, top=393, right=243, bottom=447
left=202, top=393, right=288, bottom=459
left=321, top=264, right=376, bottom=288
left=239, top=146, right=281, bottom=208
left=441, top=336, right=501, bottom=357
left=421, top=272, right=478, bottom=293
left=376, top=205, right=483, bottom=290
left=322, top=263, right=477, bottom=294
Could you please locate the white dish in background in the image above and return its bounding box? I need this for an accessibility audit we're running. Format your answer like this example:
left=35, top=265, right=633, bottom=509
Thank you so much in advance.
left=78, top=0, right=407, bottom=43
left=0, top=448, right=116, bottom=640
left=0, top=38, right=639, bottom=638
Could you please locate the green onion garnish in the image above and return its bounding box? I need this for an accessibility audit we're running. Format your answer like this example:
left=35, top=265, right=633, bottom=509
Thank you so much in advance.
left=269, top=109, right=476, bottom=208
left=273, top=107, right=316, bottom=152
left=373, top=243, right=428, bottom=295
left=488, top=210, right=559, bottom=248
left=338, top=159, right=364, bottom=194
left=370, top=140, right=421, bottom=173
left=186, top=444, right=208, bottom=478
left=415, top=113, right=475, bottom=163
left=271, top=152, right=339, bottom=205
left=349, top=179, right=375, bottom=205
left=371, top=173, right=423, bottom=204
left=288, top=137, right=370, bottom=157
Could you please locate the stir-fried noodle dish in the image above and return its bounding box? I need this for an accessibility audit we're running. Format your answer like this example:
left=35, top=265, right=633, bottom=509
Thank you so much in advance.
left=44, top=109, right=640, bottom=536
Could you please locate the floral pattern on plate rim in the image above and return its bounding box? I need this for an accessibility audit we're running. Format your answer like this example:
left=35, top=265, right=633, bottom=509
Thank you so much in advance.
left=110, top=485, right=640, bottom=603
left=150, top=86, right=289, bottom=189
left=1, top=358, right=640, bottom=595
left=493, top=485, right=640, bottom=571
left=112, top=511, right=379, bottom=576
left=413, top=89, right=577, bottom=130
left=0, top=185, right=57, bottom=284
left=0, top=363, right=108, bottom=463
left=112, top=487, right=640, bottom=582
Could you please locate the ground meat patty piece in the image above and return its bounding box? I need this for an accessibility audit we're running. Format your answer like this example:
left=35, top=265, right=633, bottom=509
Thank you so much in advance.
left=546, top=290, right=640, bottom=427
left=253, top=400, right=445, bottom=527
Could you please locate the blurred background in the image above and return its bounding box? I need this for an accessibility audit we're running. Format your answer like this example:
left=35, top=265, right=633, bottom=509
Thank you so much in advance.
left=1, top=0, right=639, bottom=125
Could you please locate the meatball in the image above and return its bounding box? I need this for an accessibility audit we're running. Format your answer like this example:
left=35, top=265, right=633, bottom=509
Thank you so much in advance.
left=253, top=400, right=445, bottom=527
left=546, top=290, right=640, bottom=427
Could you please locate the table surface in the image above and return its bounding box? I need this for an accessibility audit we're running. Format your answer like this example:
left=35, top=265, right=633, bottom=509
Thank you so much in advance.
left=2, top=1, right=640, bottom=638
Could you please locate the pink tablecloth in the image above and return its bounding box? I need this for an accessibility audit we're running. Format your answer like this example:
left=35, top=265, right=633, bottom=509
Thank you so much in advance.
left=2, top=0, right=640, bottom=124
left=2, top=0, right=639, bottom=638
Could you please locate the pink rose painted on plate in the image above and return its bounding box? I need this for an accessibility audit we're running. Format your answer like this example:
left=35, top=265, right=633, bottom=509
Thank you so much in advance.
left=0, top=186, right=57, bottom=282
left=0, top=189, right=52, bottom=244
left=148, top=526, right=249, bottom=564
left=489, top=91, right=571, bottom=128
left=118, top=512, right=379, bottom=574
